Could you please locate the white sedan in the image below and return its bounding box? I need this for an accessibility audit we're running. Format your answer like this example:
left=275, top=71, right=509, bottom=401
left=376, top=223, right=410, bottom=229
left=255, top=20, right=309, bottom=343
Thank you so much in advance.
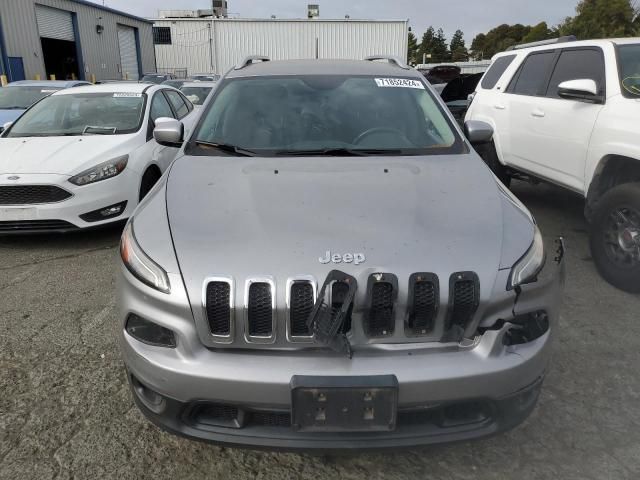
left=0, top=83, right=198, bottom=233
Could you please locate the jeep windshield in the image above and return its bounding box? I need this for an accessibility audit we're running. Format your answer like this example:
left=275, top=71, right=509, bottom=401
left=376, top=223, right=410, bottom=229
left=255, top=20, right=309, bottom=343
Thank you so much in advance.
left=189, top=75, right=463, bottom=156
left=618, top=44, right=640, bottom=98
left=6, top=92, right=145, bottom=137
left=0, top=86, right=62, bottom=110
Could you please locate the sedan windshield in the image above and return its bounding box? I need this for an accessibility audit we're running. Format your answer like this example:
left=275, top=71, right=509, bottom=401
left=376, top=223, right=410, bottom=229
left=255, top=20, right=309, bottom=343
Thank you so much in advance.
left=7, top=92, right=145, bottom=137
left=181, top=86, right=213, bottom=105
left=0, top=86, right=61, bottom=110
left=191, top=75, right=461, bottom=156
left=618, top=44, right=640, bottom=98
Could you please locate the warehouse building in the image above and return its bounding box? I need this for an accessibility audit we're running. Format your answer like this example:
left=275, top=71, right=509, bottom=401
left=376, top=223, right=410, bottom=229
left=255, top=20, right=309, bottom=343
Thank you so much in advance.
left=0, top=0, right=156, bottom=82
left=152, top=15, right=409, bottom=77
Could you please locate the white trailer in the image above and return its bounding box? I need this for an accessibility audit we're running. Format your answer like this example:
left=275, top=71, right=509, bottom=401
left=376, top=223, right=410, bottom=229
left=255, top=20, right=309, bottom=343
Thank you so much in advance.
left=152, top=18, right=409, bottom=76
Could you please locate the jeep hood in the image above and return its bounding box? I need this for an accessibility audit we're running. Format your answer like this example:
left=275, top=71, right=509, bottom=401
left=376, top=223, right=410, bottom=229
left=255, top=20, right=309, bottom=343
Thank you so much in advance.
left=165, top=154, right=535, bottom=309
left=0, top=135, right=137, bottom=175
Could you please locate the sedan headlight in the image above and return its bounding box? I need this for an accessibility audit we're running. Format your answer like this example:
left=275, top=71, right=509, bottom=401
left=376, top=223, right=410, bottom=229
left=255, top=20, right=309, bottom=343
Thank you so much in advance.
left=120, top=222, right=171, bottom=293
left=509, top=225, right=546, bottom=289
left=69, top=155, right=128, bottom=186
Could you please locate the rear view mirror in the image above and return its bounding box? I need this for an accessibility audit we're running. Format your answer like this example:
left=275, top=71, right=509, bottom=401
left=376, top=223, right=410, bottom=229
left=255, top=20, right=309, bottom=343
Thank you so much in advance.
left=153, top=117, right=184, bottom=148
left=557, top=79, right=603, bottom=104
left=464, top=120, right=493, bottom=145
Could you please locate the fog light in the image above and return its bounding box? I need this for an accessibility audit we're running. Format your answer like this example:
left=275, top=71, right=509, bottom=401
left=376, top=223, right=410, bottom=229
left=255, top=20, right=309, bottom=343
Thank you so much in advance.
left=125, top=314, right=176, bottom=348
left=79, top=201, right=127, bottom=223
left=131, top=375, right=166, bottom=414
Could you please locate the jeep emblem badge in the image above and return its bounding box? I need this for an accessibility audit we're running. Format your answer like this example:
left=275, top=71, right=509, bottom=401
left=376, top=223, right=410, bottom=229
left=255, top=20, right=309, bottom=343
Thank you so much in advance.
left=319, top=250, right=366, bottom=265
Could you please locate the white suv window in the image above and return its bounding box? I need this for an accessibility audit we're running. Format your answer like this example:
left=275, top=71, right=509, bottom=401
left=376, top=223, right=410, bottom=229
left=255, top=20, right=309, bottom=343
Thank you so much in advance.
left=508, top=51, right=556, bottom=96
left=480, top=55, right=517, bottom=89
left=545, top=49, right=605, bottom=98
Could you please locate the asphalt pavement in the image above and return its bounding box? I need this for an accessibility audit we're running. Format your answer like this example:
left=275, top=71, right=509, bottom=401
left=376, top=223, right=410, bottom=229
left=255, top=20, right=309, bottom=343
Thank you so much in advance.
left=1, top=181, right=640, bottom=480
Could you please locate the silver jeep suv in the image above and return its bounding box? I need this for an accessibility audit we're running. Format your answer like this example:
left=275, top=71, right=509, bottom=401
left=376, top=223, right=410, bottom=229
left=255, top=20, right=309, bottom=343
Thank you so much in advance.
left=118, top=56, right=566, bottom=451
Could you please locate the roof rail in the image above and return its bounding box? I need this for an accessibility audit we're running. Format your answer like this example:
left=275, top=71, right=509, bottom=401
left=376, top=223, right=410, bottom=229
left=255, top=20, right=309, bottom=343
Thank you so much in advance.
left=364, top=55, right=411, bottom=70
left=506, top=35, right=577, bottom=51
left=235, top=55, right=270, bottom=70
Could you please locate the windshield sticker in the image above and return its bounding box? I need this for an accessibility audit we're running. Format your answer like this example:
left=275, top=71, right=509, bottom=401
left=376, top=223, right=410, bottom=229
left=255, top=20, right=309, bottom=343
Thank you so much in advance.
left=375, top=78, right=425, bottom=89
left=113, top=93, right=142, bottom=98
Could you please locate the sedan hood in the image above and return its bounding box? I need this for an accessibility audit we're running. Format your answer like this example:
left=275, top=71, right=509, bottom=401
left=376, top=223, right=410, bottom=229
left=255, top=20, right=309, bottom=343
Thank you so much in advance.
left=0, top=135, right=137, bottom=175
left=166, top=154, right=532, bottom=311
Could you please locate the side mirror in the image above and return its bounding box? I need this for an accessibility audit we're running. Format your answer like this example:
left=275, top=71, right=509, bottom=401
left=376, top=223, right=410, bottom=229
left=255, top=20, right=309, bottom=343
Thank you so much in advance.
left=1, top=121, right=13, bottom=134
left=153, top=117, right=184, bottom=147
left=557, top=79, right=603, bottom=104
left=464, top=120, right=493, bottom=145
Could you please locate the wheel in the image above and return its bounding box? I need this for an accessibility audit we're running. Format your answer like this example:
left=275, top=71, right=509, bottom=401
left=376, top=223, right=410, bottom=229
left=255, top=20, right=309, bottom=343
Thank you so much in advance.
left=139, top=168, right=161, bottom=202
left=476, top=142, right=511, bottom=187
left=590, top=182, right=640, bottom=293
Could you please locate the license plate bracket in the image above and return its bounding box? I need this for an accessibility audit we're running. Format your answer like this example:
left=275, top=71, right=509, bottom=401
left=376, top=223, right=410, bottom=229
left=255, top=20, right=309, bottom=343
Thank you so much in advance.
left=291, top=375, right=398, bottom=432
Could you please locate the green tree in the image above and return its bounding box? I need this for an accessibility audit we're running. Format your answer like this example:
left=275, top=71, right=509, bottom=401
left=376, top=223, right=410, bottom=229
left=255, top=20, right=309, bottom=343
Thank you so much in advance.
left=449, top=29, right=468, bottom=62
left=521, top=22, right=553, bottom=43
left=470, top=24, right=532, bottom=58
left=407, top=31, right=419, bottom=65
left=417, top=27, right=435, bottom=63
left=470, top=33, right=486, bottom=59
left=431, top=28, right=450, bottom=62
left=559, top=0, right=636, bottom=39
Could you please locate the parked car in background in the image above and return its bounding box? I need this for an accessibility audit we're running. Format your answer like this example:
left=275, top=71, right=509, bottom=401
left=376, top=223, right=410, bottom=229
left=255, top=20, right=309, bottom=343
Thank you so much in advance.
left=0, top=80, right=90, bottom=130
left=0, top=83, right=198, bottom=233
left=190, top=74, right=221, bottom=82
left=466, top=36, right=640, bottom=292
left=179, top=81, right=217, bottom=106
left=162, top=79, right=188, bottom=89
left=440, top=73, right=483, bottom=126
left=118, top=56, right=565, bottom=451
left=140, top=73, right=176, bottom=84
left=420, top=65, right=462, bottom=85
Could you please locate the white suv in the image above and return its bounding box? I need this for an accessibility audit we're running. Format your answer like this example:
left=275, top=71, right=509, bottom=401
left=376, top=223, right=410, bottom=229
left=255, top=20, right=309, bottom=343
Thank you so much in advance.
left=466, top=37, right=640, bottom=293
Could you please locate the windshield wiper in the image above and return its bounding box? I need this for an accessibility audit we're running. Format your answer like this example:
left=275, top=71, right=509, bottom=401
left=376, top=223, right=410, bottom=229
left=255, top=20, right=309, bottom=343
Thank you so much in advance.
left=1, top=106, right=26, bottom=110
left=275, top=148, right=403, bottom=157
left=194, top=141, right=257, bottom=157
left=83, top=126, right=117, bottom=135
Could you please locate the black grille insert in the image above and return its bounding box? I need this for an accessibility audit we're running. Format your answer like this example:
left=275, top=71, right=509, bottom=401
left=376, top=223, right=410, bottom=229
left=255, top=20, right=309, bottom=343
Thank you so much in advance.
left=364, top=274, right=398, bottom=337
left=289, top=282, right=314, bottom=337
left=206, top=281, right=231, bottom=336
left=447, top=272, right=480, bottom=331
left=407, top=273, right=439, bottom=335
left=0, top=185, right=72, bottom=205
left=0, top=220, right=76, bottom=232
left=331, top=281, right=353, bottom=333
left=247, top=282, right=273, bottom=337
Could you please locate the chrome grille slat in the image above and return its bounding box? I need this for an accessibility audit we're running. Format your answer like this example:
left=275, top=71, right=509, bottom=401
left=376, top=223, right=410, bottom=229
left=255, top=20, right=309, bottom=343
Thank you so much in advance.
left=202, top=276, right=235, bottom=343
left=244, top=278, right=276, bottom=343
left=286, top=276, right=317, bottom=342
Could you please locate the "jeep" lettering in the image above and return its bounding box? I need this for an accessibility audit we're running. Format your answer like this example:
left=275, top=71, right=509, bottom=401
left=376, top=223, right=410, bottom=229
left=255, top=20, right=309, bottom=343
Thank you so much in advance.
left=319, top=251, right=366, bottom=265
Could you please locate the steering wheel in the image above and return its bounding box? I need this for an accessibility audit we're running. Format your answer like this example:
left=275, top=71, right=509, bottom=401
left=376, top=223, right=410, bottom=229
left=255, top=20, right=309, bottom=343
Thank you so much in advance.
left=353, top=127, right=410, bottom=145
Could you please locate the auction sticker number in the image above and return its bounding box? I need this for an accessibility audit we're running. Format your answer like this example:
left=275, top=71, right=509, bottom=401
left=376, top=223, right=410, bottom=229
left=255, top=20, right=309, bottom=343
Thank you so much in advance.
left=375, top=78, right=425, bottom=89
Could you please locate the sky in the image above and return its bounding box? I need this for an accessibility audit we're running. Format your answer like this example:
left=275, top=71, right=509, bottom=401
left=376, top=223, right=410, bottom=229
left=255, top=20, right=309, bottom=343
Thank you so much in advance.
left=95, top=0, right=580, bottom=42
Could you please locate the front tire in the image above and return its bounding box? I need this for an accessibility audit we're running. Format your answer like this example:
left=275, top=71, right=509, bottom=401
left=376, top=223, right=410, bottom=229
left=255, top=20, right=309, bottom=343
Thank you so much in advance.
left=475, top=142, right=511, bottom=187
left=139, top=168, right=161, bottom=202
left=590, top=182, right=640, bottom=293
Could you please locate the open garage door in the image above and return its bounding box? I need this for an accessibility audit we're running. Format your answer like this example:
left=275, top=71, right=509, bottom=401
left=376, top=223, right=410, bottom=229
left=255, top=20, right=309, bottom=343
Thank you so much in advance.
left=36, top=5, right=80, bottom=80
left=118, top=25, right=140, bottom=81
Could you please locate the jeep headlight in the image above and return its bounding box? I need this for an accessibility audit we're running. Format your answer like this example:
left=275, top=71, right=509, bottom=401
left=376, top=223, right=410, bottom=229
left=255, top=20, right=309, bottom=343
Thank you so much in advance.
left=120, top=222, right=171, bottom=293
left=509, top=225, right=546, bottom=289
left=69, top=155, right=128, bottom=186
